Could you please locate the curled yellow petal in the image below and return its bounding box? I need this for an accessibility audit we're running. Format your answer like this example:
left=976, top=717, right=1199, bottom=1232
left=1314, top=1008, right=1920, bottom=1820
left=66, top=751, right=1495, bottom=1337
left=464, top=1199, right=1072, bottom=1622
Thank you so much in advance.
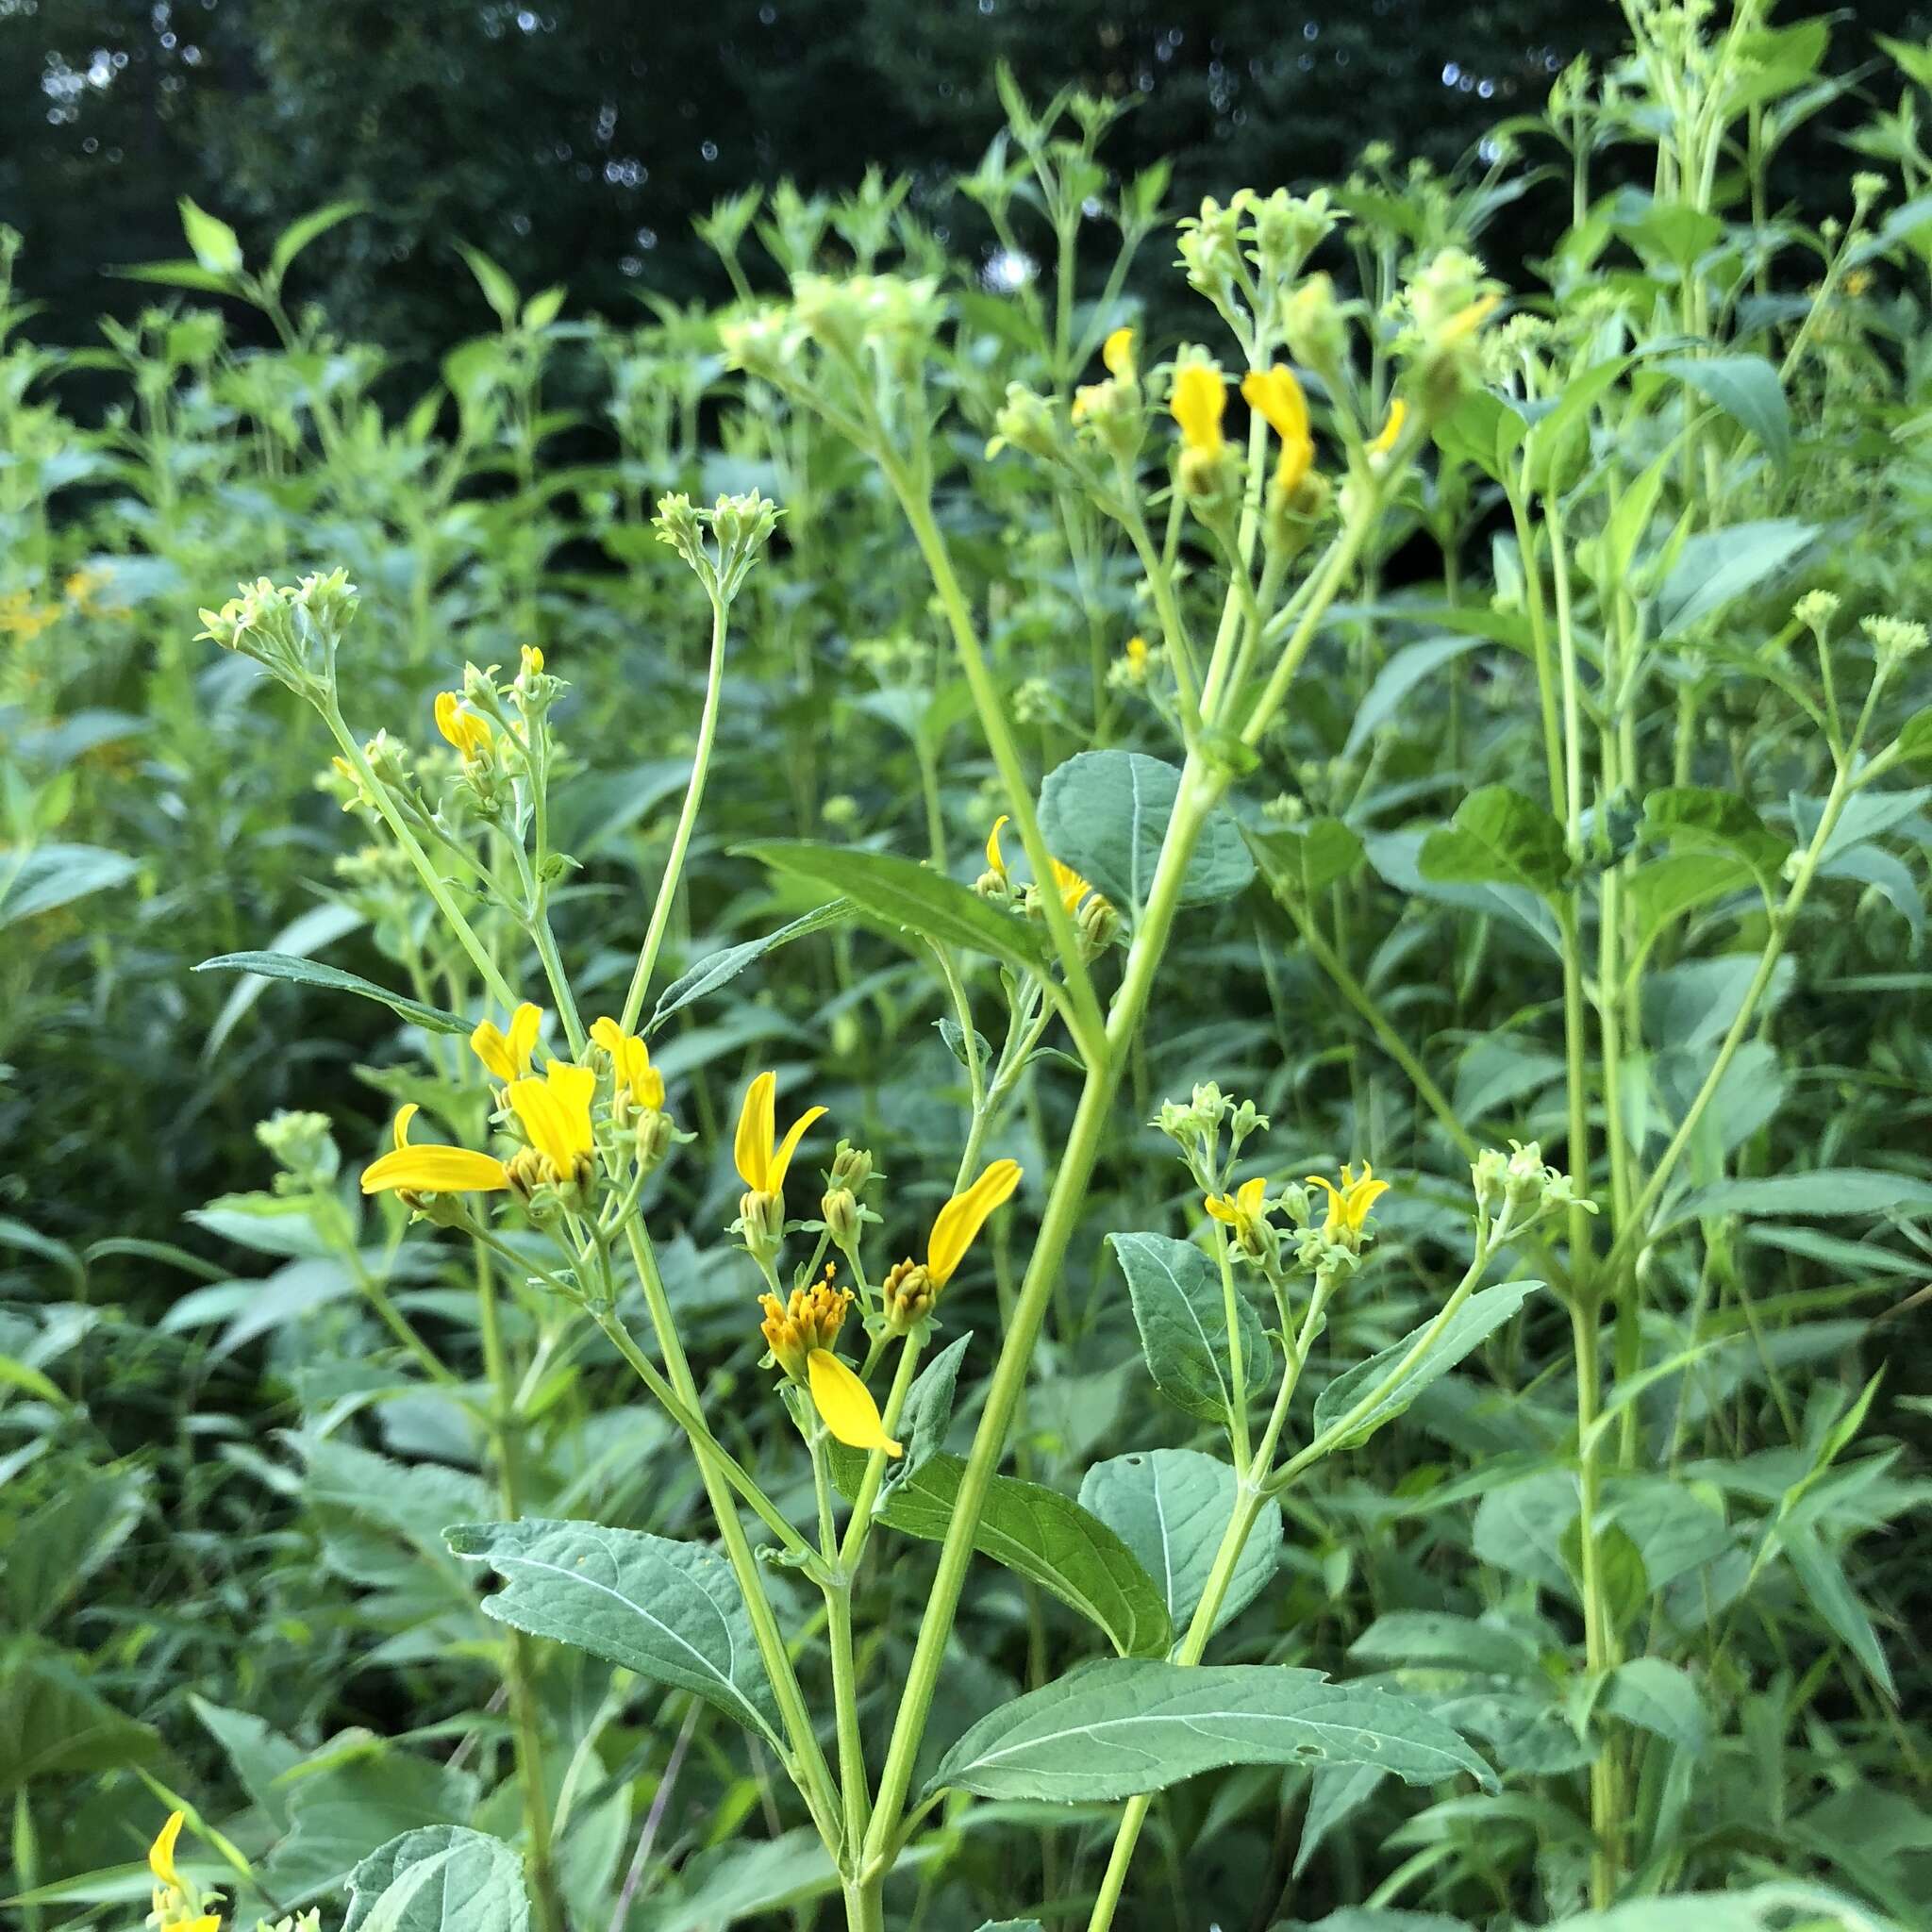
left=434, top=691, right=491, bottom=759
left=1170, top=364, right=1226, bottom=457
left=508, top=1062, right=597, bottom=1173
left=1235, top=1174, right=1268, bottom=1218
left=1368, top=396, right=1407, bottom=457
left=735, top=1072, right=777, bottom=1191
left=150, top=1810, right=186, bottom=1888
left=391, top=1103, right=419, bottom=1154
left=1241, top=365, right=1308, bottom=447
left=1102, top=325, right=1136, bottom=379
left=928, top=1158, right=1023, bottom=1288
left=507, top=1001, right=541, bottom=1071
left=768, top=1104, right=827, bottom=1193
left=1203, top=1192, right=1238, bottom=1225
left=590, top=1016, right=625, bottom=1057
left=361, top=1144, right=511, bottom=1195
left=808, top=1348, right=903, bottom=1457
left=986, top=813, right=1010, bottom=881
left=471, top=1003, right=542, bottom=1082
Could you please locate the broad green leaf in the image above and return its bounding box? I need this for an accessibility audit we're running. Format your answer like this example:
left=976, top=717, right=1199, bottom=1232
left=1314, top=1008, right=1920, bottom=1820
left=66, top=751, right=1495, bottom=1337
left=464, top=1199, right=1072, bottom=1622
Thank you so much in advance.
left=1778, top=1526, right=1897, bottom=1701
left=343, top=1826, right=529, bottom=1932
left=1419, top=789, right=1568, bottom=899
left=1654, top=519, right=1817, bottom=637
left=1349, top=1612, right=1541, bottom=1678
left=835, top=1452, right=1170, bottom=1659
left=1365, top=830, right=1561, bottom=955
left=736, top=841, right=1051, bottom=978
left=0, top=843, right=140, bottom=928
left=1313, top=1281, right=1542, bottom=1453
left=1343, top=635, right=1483, bottom=758
left=0, top=1641, right=159, bottom=1795
left=889, top=1330, right=973, bottom=1486
left=458, top=243, right=521, bottom=325
left=263, top=1749, right=479, bottom=1903
left=108, top=258, right=238, bottom=293
left=190, top=1695, right=305, bottom=1832
left=1653, top=355, right=1790, bottom=468
left=1625, top=852, right=1757, bottom=965
left=1245, top=818, right=1367, bottom=903
left=1291, top=1763, right=1389, bottom=1879
left=445, top=1519, right=784, bottom=1744
left=178, top=195, right=244, bottom=275
left=5, top=1467, right=148, bottom=1631
left=1893, top=706, right=1932, bottom=764
left=1602, top=1657, right=1708, bottom=1757
left=1641, top=786, right=1790, bottom=883
left=638, top=1828, right=838, bottom=1932
left=1472, top=1472, right=1578, bottom=1593
left=204, top=901, right=366, bottom=1058
left=1079, top=1448, right=1281, bottom=1636
left=270, top=200, right=367, bottom=281
left=646, top=901, right=849, bottom=1035
left=1109, top=1231, right=1271, bottom=1429
left=925, top=1659, right=1495, bottom=1802
left=1037, top=750, right=1254, bottom=919
left=1661, top=1168, right=1932, bottom=1230
left=192, top=951, right=468, bottom=1036
left=1540, top=1884, right=1903, bottom=1932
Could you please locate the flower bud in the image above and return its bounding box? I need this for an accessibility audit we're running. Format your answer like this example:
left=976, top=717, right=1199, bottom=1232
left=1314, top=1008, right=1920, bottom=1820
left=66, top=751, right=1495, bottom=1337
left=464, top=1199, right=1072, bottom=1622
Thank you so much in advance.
left=739, top=1187, right=788, bottom=1268
left=882, top=1257, right=936, bottom=1333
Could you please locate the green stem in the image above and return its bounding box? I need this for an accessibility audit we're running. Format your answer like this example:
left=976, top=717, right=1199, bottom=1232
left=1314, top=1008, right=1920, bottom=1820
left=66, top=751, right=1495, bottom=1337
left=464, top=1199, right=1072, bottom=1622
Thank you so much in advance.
left=1572, top=1296, right=1620, bottom=1908
left=618, top=593, right=731, bottom=1036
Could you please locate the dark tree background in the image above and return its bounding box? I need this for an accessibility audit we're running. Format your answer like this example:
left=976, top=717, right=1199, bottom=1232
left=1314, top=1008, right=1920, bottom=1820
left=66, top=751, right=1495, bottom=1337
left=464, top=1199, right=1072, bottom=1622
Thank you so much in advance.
left=3, top=0, right=1928, bottom=366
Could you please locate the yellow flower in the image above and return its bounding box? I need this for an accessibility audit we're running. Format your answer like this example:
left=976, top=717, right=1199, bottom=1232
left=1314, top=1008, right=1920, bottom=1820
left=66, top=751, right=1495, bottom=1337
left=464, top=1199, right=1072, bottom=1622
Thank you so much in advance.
left=521, top=643, right=545, bottom=675
left=471, top=1003, right=542, bottom=1083
left=591, top=1015, right=664, bottom=1109
left=1102, top=325, right=1137, bottom=380
left=506, top=1061, right=598, bottom=1178
left=734, top=1071, right=826, bottom=1198
left=1241, top=365, right=1314, bottom=494
left=360, top=1104, right=510, bottom=1197
left=435, top=690, right=493, bottom=761
left=760, top=1270, right=903, bottom=1457
left=808, top=1346, right=903, bottom=1457
left=1047, top=858, right=1093, bottom=915
left=150, top=1810, right=222, bottom=1932
left=986, top=813, right=1011, bottom=883
left=927, top=1158, right=1024, bottom=1289
left=1307, top=1161, right=1391, bottom=1242
left=1367, top=397, right=1407, bottom=458
left=0, top=589, right=59, bottom=641
left=1124, top=634, right=1149, bottom=675
left=1204, top=1174, right=1269, bottom=1241
left=1170, top=363, right=1227, bottom=457
left=1442, top=292, right=1500, bottom=343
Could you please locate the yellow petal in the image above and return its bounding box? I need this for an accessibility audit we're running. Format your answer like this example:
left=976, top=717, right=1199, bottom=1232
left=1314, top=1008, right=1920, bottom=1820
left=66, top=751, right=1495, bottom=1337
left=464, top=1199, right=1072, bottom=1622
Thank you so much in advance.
left=1368, top=397, right=1407, bottom=457
left=434, top=690, right=465, bottom=750
left=590, top=1016, right=625, bottom=1057
left=1102, top=325, right=1136, bottom=379
left=1171, top=364, right=1226, bottom=456
left=1049, top=858, right=1091, bottom=914
left=808, top=1348, right=903, bottom=1457
left=768, top=1104, right=827, bottom=1193
left=1346, top=1177, right=1391, bottom=1230
left=986, top=814, right=1010, bottom=880
left=1236, top=1175, right=1268, bottom=1218
left=1203, top=1192, right=1237, bottom=1225
left=927, top=1158, right=1023, bottom=1287
left=1241, top=365, right=1308, bottom=447
left=735, top=1072, right=776, bottom=1191
left=509, top=1062, right=596, bottom=1171
left=150, top=1811, right=186, bottom=1888
left=470, top=1020, right=516, bottom=1083
left=392, top=1103, right=419, bottom=1154
left=1275, top=433, right=1312, bottom=496
left=361, top=1144, right=511, bottom=1194
left=507, top=1002, right=542, bottom=1073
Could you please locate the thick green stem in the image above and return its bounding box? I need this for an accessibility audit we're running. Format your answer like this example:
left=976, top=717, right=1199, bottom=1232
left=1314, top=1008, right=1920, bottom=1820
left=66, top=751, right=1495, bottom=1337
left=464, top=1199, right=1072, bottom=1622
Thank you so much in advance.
left=1572, top=1297, right=1620, bottom=1908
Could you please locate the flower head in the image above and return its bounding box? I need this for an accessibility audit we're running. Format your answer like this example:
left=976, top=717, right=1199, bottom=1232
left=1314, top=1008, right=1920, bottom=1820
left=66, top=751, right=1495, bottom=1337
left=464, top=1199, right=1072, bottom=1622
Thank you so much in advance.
left=435, top=691, right=493, bottom=762
left=734, top=1072, right=826, bottom=1199
left=472, top=1003, right=542, bottom=1084
left=1306, top=1161, right=1390, bottom=1248
left=761, top=1268, right=902, bottom=1457
left=1171, top=363, right=1227, bottom=458
left=1102, top=325, right=1137, bottom=380
left=883, top=1159, right=1023, bottom=1330
left=506, top=1061, right=598, bottom=1185
left=1205, top=1174, right=1269, bottom=1236
left=591, top=1015, right=664, bottom=1111
left=1241, top=364, right=1313, bottom=494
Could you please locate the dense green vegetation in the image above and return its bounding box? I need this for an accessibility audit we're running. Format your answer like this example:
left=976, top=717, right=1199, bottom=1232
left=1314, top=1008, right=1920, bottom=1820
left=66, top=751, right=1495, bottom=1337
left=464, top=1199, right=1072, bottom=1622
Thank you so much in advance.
left=3, top=6, right=1930, bottom=1931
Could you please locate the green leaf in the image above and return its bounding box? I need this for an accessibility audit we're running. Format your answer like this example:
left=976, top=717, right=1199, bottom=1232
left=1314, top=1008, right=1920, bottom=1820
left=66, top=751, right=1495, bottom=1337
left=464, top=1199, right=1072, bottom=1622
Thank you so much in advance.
left=204, top=902, right=366, bottom=1058
left=458, top=243, right=521, bottom=325
left=0, top=843, right=139, bottom=928
left=1885, top=706, right=1932, bottom=763
left=1244, top=818, right=1366, bottom=903
left=925, top=1659, right=1495, bottom=1803
left=1778, top=1525, right=1897, bottom=1701
left=445, top=1519, right=784, bottom=1744
left=178, top=196, right=245, bottom=276
left=108, top=258, right=240, bottom=294
left=889, top=1331, right=973, bottom=1486
left=1625, top=852, right=1757, bottom=964
left=190, top=1696, right=305, bottom=1833
left=835, top=1453, right=1171, bottom=1659
left=270, top=200, right=367, bottom=282
left=1109, top=1231, right=1270, bottom=1429
left=1079, top=1449, right=1281, bottom=1636
left=1291, top=1764, right=1390, bottom=1879
left=0, top=1641, right=159, bottom=1795
left=1661, top=1168, right=1932, bottom=1230
left=1653, top=355, right=1790, bottom=468
left=1655, top=519, right=1817, bottom=637
left=1602, top=1658, right=1708, bottom=1757
left=736, top=841, right=1051, bottom=979
left=1418, top=789, right=1568, bottom=899
left=1312, top=1281, right=1542, bottom=1453
left=1641, top=786, right=1790, bottom=883
left=1365, top=830, right=1561, bottom=955
left=1037, top=750, right=1254, bottom=919
left=1343, top=635, right=1484, bottom=758
left=343, top=1826, right=529, bottom=1932
left=637, top=1829, right=838, bottom=1932
left=1349, top=1612, right=1541, bottom=1678
left=646, top=901, right=849, bottom=1037
left=192, top=951, right=468, bottom=1036
left=263, top=1750, right=479, bottom=1903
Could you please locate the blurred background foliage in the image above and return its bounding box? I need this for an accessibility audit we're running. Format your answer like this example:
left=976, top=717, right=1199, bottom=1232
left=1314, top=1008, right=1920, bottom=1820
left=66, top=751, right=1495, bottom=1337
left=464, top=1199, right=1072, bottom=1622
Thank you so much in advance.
left=7, top=0, right=1931, bottom=368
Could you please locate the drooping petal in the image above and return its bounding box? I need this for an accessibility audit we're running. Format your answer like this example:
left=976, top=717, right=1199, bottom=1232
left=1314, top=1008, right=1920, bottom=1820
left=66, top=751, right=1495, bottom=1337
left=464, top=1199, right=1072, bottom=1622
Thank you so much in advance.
left=434, top=690, right=466, bottom=750
left=361, top=1144, right=511, bottom=1195
left=506, top=1002, right=542, bottom=1073
left=927, top=1158, right=1023, bottom=1287
left=149, top=1811, right=186, bottom=1888
left=1241, top=365, right=1308, bottom=448
left=1171, top=364, right=1227, bottom=456
left=509, top=1062, right=597, bottom=1171
left=391, top=1103, right=420, bottom=1154
left=1368, top=397, right=1407, bottom=456
left=768, top=1104, right=828, bottom=1193
left=590, top=1015, right=625, bottom=1058
left=1275, top=432, right=1313, bottom=496
left=1203, top=1192, right=1238, bottom=1226
left=807, top=1348, right=903, bottom=1457
left=1102, top=325, right=1136, bottom=379
left=735, top=1072, right=776, bottom=1191
left=986, top=814, right=1010, bottom=880
left=471, top=1019, right=515, bottom=1082
left=1048, top=858, right=1091, bottom=914
left=1235, top=1174, right=1269, bottom=1218
left=1306, top=1174, right=1343, bottom=1237
left=1344, top=1176, right=1391, bottom=1231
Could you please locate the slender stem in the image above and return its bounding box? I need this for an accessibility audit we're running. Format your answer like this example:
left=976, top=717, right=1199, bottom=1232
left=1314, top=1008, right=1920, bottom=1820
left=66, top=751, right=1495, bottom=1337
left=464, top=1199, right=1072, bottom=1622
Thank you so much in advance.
left=1573, top=1297, right=1620, bottom=1908
left=618, top=594, right=731, bottom=1036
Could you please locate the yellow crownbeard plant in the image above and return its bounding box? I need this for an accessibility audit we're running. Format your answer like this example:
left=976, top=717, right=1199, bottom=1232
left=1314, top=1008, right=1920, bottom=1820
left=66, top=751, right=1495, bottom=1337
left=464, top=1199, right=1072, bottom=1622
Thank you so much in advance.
left=187, top=124, right=1592, bottom=1932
